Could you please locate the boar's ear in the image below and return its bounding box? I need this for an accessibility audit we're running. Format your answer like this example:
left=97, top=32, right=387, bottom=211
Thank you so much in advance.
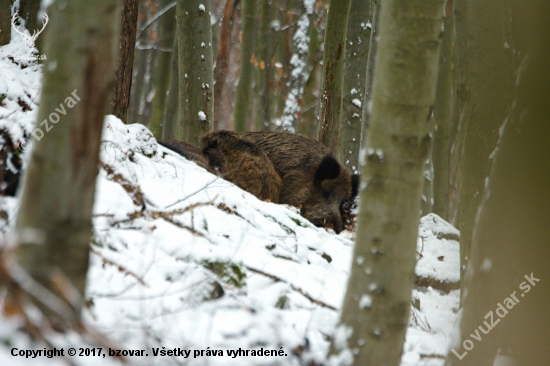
left=351, top=174, right=359, bottom=198
left=314, top=155, right=341, bottom=182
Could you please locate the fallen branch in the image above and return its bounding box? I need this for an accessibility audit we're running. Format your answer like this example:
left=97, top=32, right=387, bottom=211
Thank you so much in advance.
left=245, top=266, right=337, bottom=311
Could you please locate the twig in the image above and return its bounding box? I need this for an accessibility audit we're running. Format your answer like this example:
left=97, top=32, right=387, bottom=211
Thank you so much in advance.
left=245, top=266, right=337, bottom=311
left=90, top=247, right=148, bottom=287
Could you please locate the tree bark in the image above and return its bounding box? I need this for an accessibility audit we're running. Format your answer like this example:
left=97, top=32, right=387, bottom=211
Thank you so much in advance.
left=446, top=3, right=550, bottom=365
left=18, top=0, right=40, bottom=34
left=279, top=0, right=314, bottom=132
left=177, top=0, right=214, bottom=144
left=317, top=0, right=352, bottom=152
left=0, top=0, right=11, bottom=46
left=338, top=0, right=372, bottom=174
left=213, top=0, right=238, bottom=130
left=149, top=0, right=177, bottom=138
left=16, top=0, right=120, bottom=317
left=254, top=0, right=272, bottom=131
left=331, top=1, right=445, bottom=365
left=299, top=21, right=321, bottom=139
left=432, top=0, right=456, bottom=221
left=162, top=37, right=179, bottom=140
left=111, top=0, right=139, bottom=123
left=233, top=0, right=255, bottom=132
left=455, top=0, right=515, bottom=294
left=359, top=0, right=379, bottom=149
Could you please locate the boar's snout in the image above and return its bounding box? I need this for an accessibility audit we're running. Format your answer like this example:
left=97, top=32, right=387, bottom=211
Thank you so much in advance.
left=305, top=209, right=344, bottom=234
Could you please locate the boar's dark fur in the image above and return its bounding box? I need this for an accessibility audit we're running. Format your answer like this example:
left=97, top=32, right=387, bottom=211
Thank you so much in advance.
left=201, top=131, right=282, bottom=203
left=240, top=131, right=358, bottom=233
left=158, top=139, right=213, bottom=173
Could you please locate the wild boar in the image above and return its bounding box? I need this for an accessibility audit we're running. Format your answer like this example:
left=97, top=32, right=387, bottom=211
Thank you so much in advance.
left=240, top=131, right=359, bottom=233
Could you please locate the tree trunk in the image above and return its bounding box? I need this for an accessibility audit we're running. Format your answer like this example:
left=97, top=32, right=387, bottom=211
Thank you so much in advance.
left=111, top=0, right=139, bottom=123
left=149, top=0, right=177, bottom=138
left=279, top=1, right=314, bottom=132
left=331, top=1, right=445, bottom=365
left=446, top=3, right=550, bottom=365
left=177, top=0, right=214, bottom=144
left=233, top=0, right=255, bottom=132
left=214, top=0, right=238, bottom=130
left=18, top=0, right=40, bottom=33
left=254, top=0, right=272, bottom=131
left=455, top=0, right=515, bottom=294
left=16, top=0, right=120, bottom=318
left=360, top=0, right=379, bottom=145
left=338, top=0, right=372, bottom=174
left=299, top=22, right=321, bottom=139
left=421, top=125, right=434, bottom=216
left=0, top=0, right=11, bottom=46
left=162, top=37, right=179, bottom=140
left=317, top=0, right=352, bottom=152
left=432, top=0, right=456, bottom=221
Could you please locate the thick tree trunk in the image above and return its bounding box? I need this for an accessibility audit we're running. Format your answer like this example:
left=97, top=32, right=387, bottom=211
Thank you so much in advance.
left=233, top=0, right=255, bottom=132
left=455, top=0, right=515, bottom=294
left=446, top=3, right=550, bottom=365
left=338, top=0, right=372, bottom=174
left=149, top=0, right=177, bottom=138
left=16, top=0, right=120, bottom=318
left=177, top=0, right=214, bottom=144
left=331, top=1, right=445, bottom=365
left=111, top=0, right=139, bottom=123
left=162, top=37, right=179, bottom=140
left=0, top=0, right=11, bottom=46
left=317, top=0, right=352, bottom=152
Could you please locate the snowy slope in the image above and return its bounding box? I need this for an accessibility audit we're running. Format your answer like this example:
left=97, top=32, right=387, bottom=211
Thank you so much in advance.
left=0, top=30, right=461, bottom=366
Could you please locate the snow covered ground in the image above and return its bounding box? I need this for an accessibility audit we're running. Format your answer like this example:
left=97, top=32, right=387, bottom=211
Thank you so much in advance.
left=0, top=29, right=460, bottom=366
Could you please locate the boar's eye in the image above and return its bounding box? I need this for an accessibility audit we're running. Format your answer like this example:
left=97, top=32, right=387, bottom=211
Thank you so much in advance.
left=323, top=190, right=330, bottom=198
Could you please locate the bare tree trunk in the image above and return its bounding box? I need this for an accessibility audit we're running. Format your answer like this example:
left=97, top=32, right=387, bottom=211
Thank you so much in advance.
left=18, top=0, right=40, bottom=33
left=432, top=0, right=456, bottom=221
left=338, top=0, right=372, bottom=173
left=16, top=0, right=120, bottom=318
left=279, top=0, right=314, bottom=132
left=162, top=37, right=179, bottom=139
left=233, top=0, right=255, bottom=132
left=254, top=0, right=272, bottom=131
left=300, top=21, right=322, bottom=139
left=446, top=3, right=550, bottom=365
left=359, top=0, right=379, bottom=149
left=317, top=0, right=352, bottom=152
left=331, top=1, right=445, bottom=365
left=177, top=0, right=214, bottom=144
left=111, top=0, right=139, bottom=123
left=0, top=0, right=11, bottom=46
left=455, top=0, right=515, bottom=294
left=214, top=0, right=238, bottom=130
left=149, top=0, right=177, bottom=138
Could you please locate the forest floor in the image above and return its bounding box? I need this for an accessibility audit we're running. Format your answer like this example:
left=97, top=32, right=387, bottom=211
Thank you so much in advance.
left=0, top=33, right=460, bottom=366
